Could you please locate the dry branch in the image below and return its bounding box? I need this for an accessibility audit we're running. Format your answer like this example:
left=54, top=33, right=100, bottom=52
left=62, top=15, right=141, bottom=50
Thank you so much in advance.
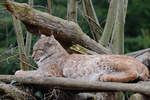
left=126, top=48, right=150, bottom=57
left=47, top=0, right=52, bottom=14
left=110, top=0, right=125, bottom=54
left=25, top=0, right=33, bottom=57
left=0, top=75, right=150, bottom=96
left=126, top=48, right=150, bottom=67
left=1, top=1, right=111, bottom=54
left=82, top=0, right=102, bottom=41
left=12, top=10, right=30, bottom=71
left=100, top=0, right=118, bottom=46
left=0, top=81, right=34, bottom=100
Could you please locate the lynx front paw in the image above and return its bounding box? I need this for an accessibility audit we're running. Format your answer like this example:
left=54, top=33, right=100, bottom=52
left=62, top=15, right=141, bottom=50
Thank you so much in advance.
left=99, top=75, right=109, bottom=82
left=15, top=70, right=24, bottom=76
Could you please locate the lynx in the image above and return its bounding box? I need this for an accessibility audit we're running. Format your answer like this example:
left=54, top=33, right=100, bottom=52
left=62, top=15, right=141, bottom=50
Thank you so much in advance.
left=15, top=35, right=149, bottom=82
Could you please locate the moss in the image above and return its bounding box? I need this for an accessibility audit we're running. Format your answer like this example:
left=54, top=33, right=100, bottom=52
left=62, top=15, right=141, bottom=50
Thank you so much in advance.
left=3, top=1, right=35, bottom=23
left=70, top=44, right=88, bottom=54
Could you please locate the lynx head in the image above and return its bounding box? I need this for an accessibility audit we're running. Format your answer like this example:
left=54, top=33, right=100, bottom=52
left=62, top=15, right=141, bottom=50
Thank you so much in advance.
left=32, top=35, right=58, bottom=64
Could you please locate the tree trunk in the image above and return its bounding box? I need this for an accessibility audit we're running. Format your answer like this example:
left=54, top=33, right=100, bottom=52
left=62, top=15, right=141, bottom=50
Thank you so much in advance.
left=110, top=0, right=127, bottom=54
left=12, top=14, right=28, bottom=70
left=25, top=0, right=33, bottom=57
left=100, top=0, right=118, bottom=46
left=82, top=0, right=102, bottom=42
left=67, top=0, right=77, bottom=23
left=47, top=0, right=52, bottom=14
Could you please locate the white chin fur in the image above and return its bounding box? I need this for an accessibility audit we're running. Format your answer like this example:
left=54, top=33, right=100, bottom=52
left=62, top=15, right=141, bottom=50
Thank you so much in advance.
left=40, top=35, right=46, bottom=38
left=36, top=56, right=46, bottom=65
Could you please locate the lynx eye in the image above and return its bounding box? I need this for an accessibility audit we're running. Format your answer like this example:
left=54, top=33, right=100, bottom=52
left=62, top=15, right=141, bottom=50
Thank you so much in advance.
left=32, top=49, right=44, bottom=58
left=36, top=49, right=44, bottom=55
left=32, top=49, right=44, bottom=61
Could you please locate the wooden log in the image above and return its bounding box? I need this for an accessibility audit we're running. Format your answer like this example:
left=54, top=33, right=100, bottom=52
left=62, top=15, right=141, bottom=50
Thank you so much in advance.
left=0, top=81, right=35, bottom=100
left=0, top=75, right=150, bottom=95
left=129, top=93, right=150, bottom=100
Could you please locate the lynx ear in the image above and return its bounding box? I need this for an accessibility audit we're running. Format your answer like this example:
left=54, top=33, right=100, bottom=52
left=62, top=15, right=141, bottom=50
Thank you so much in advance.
left=48, top=35, right=55, bottom=44
left=40, top=35, right=46, bottom=38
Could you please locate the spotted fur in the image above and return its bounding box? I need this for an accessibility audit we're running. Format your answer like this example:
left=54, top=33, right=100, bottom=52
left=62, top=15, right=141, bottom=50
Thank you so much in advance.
left=15, top=36, right=149, bottom=82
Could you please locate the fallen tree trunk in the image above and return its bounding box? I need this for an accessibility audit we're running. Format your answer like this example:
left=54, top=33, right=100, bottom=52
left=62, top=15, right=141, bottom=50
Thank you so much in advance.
left=1, top=1, right=111, bottom=54
left=0, top=75, right=150, bottom=96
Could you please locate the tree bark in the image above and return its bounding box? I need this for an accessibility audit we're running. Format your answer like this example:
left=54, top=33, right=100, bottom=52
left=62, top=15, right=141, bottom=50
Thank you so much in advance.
left=126, top=48, right=150, bottom=57
left=47, top=0, right=52, bottom=14
left=129, top=93, right=150, bottom=100
left=10, top=0, right=30, bottom=71
left=100, top=0, right=118, bottom=46
left=110, top=0, right=125, bottom=54
left=12, top=16, right=26, bottom=70
left=1, top=1, right=111, bottom=54
left=82, top=0, right=102, bottom=42
left=126, top=48, right=150, bottom=67
left=0, top=75, right=150, bottom=96
left=67, top=0, right=77, bottom=23
left=25, top=0, right=33, bottom=57
left=0, top=81, right=34, bottom=100
left=11, top=10, right=30, bottom=70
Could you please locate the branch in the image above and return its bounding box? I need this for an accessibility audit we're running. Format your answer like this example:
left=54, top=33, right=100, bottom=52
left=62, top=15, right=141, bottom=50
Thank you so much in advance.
left=1, top=1, right=111, bottom=54
left=0, top=75, right=150, bottom=95
left=0, top=81, right=34, bottom=100
left=100, top=0, right=118, bottom=46
left=25, top=0, right=33, bottom=57
left=126, top=48, right=150, bottom=67
left=12, top=11, right=29, bottom=70
left=109, top=0, right=125, bottom=54
left=47, top=0, right=52, bottom=14
left=126, top=48, right=150, bottom=57
left=82, top=0, right=102, bottom=41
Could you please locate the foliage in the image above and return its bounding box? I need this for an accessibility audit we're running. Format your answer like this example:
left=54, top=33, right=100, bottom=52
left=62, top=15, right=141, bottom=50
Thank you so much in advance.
left=0, top=48, right=20, bottom=74
left=125, top=28, right=150, bottom=52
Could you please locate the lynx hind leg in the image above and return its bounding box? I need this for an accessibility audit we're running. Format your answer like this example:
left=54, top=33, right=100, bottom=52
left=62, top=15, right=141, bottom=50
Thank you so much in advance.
left=15, top=70, right=51, bottom=77
left=139, top=68, right=149, bottom=81
left=98, top=71, right=138, bottom=82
